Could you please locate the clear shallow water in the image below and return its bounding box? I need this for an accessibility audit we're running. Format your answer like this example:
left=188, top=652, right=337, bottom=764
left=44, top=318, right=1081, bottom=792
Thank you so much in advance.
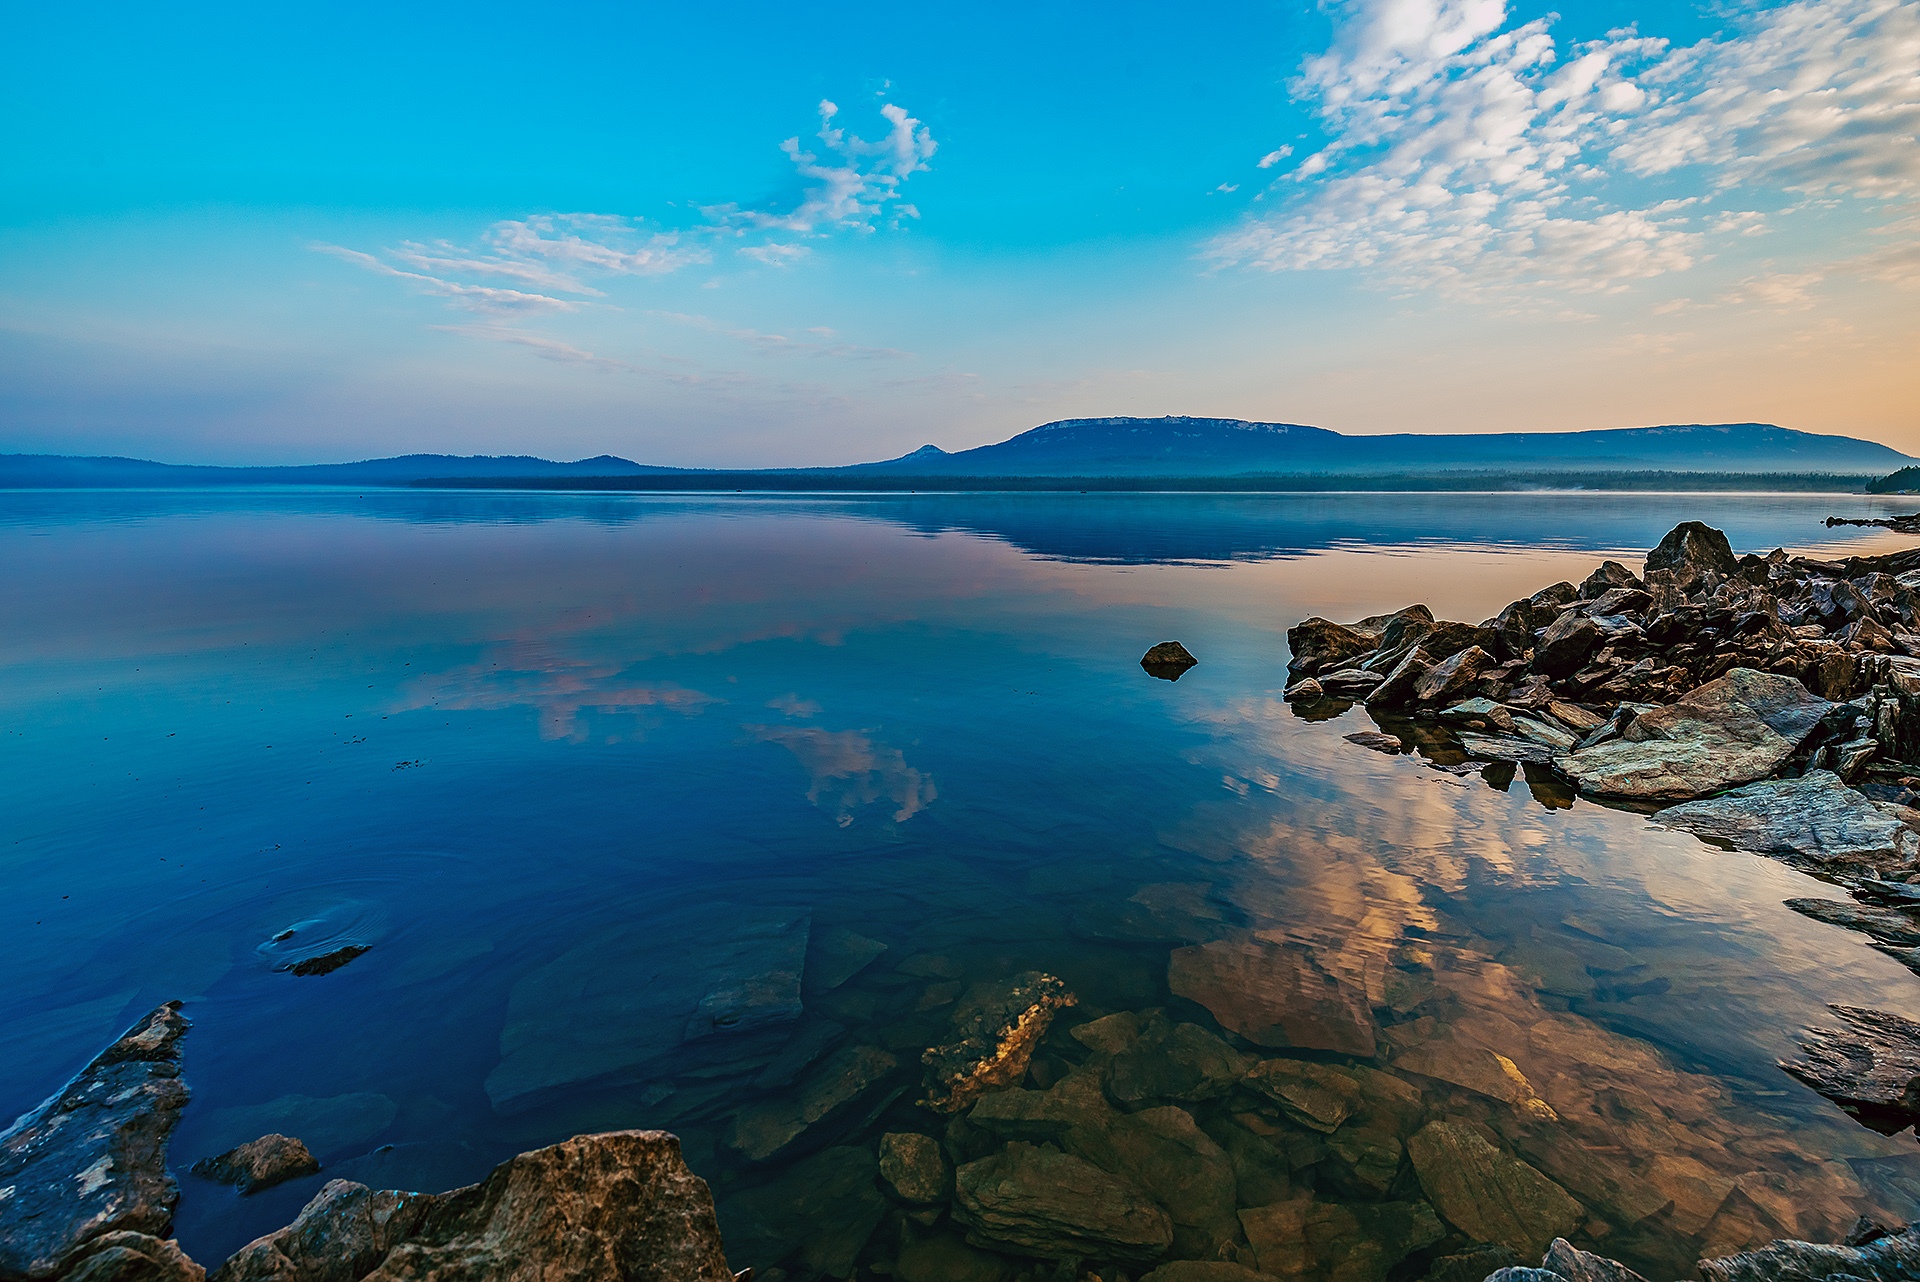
left=6, top=490, right=1920, bottom=1277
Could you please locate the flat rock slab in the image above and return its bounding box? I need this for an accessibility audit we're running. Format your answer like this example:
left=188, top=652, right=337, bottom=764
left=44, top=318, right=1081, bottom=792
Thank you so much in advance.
left=190, top=1133, right=319, bottom=1195
left=486, top=906, right=810, bottom=1112
left=952, top=1143, right=1173, bottom=1263
left=1562, top=668, right=1833, bottom=800
left=1406, top=1121, right=1582, bottom=1261
left=1784, top=898, right=1920, bottom=946
left=0, top=1002, right=191, bottom=1280
left=1656, top=770, right=1920, bottom=867
left=1783, top=1004, right=1920, bottom=1134
left=212, top=1130, right=735, bottom=1282
left=1168, top=940, right=1377, bottom=1057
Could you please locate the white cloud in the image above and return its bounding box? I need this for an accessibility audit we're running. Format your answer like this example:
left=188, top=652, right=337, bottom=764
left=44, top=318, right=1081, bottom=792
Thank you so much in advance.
left=738, top=242, right=812, bottom=267
left=1257, top=146, right=1295, bottom=168
left=707, top=100, right=937, bottom=235
left=648, top=310, right=911, bottom=360
left=1209, top=0, right=1920, bottom=298
left=315, top=245, right=581, bottom=315
left=1721, top=270, right=1825, bottom=309
left=430, top=325, right=637, bottom=371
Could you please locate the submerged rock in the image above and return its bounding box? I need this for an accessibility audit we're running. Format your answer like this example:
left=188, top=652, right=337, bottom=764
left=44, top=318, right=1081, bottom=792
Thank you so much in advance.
left=1106, top=1014, right=1252, bottom=1105
left=1783, top=1004, right=1920, bottom=1134
left=952, top=1143, right=1173, bottom=1263
left=1239, top=1197, right=1443, bottom=1282
left=212, top=1130, right=734, bottom=1282
left=1143, top=641, right=1200, bottom=681
left=726, top=1043, right=899, bottom=1161
left=719, top=1145, right=888, bottom=1279
left=0, top=1002, right=192, bottom=1281
left=878, top=1132, right=951, bottom=1205
left=189, top=1134, right=320, bottom=1195
left=1168, top=940, right=1377, bottom=1057
left=1344, top=731, right=1405, bottom=754
left=1244, top=1059, right=1362, bottom=1133
left=1069, top=1105, right=1241, bottom=1258
left=921, top=972, right=1076, bottom=1113
left=1561, top=669, right=1833, bottom=800
left=1655, top=770, right=1920, bottom=867
left=1406, top=1121, right=1582, bottom=1260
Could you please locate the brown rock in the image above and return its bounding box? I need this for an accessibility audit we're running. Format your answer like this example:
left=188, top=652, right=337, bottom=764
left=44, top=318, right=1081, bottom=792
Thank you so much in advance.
left=878, top=1132, right=951, bottom=1205
left=190, top=1134, right=320, bottom=1195
left=1533, top=612, right=1604, bottom=679
left=59, top=1234, right=205, bottom=1282
left=952, top=1143, right=1173, bottom=1263
left=1244, top=1059, right=1363, bottom=1133
left=921, top=972, right=1076, bottom=1113
left=1239, top=1198, right=1443, bottom=1282
left=211, top=1131, right=733, bottom=1282
left=1142, top=642, right=1199, bottom=681
left=1783, top=1004, right=1920, bottom=1134
left=1365, top=648, right=1434, bottom=709
left=0, top=1003, right=192, bottom=1281
left=1412, top=646, right=1496, bottom=706
left=1646, top=522, right=1739, bottom=589
left=1168, top=940, right=1377, bottom=1057
left=1581, top=562, right=1643, bottom=598
left=1406, top=1122, right=1582, bottom=1260
left=1287, top=618, right=1380, bottom=679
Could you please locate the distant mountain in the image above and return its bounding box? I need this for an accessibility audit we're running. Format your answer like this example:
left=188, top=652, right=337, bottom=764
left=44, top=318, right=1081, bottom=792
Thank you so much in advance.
left=849, top=417, right=1915, bottom=477
left=0, top=452, right=671, bottom=487
left=2, top=418, right=1908, bottom=488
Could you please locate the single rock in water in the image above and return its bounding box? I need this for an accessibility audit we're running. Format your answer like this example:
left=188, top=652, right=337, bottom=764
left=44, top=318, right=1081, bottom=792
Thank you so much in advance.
left=1345, top=731, right=1404, bottom=754
left=0, top=1002, right=191, bottom=1281
left=1655, top=770, right=1920, bottom=867
left=718, top=1145, right=888, bottom=1279
left=190, top=1134, right=319, bottom=1195
left=1168, top=940, right=1376, bottom=1057
left=211, top=1130, right=734, bottom=1282
left=921, top=971, right=1076, bottom=1113
left=1561, top=668, right=1833, bottom=800
left=951, top=1142, right=1173, bottom=1263
left=1142, top=641, right=1200, bottom=680
left=1239, top=1197, right=1443, bottom=1282
left=726, top=1043, right=899, bottom=1161
left=1282, top=677, right=1325, bottom=701
left=284, top=946, right=368, bottom=977
left=1406, top=1121, right=1582, bottom=1260
left=1783, top=1004, right=1920, bottom=1134
left=199, top=1092, right=396, bottom=1161
left=1244, top=1059, right=1363, bottom=1133
left=878, top=1132, right=951, bottom=1205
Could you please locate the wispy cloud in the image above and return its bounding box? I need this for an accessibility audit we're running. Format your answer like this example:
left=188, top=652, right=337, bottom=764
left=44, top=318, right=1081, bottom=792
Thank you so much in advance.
left=648, top=310, right=911, bottom=360
left=708, top=101, right=937, bottom=235
left=429, top=325, right=638, bottom=371
left=1208, top=0, right=1920, bottom=299
left=316, top=245, right=582, bottom=315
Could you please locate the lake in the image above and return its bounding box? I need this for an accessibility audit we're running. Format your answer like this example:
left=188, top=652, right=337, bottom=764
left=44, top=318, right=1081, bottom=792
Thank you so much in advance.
left=6, top=489, right=1920, bottom=1281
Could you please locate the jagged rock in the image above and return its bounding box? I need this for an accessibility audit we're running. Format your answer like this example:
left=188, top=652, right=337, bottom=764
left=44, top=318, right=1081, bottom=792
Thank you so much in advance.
left=1413, top=647, right=1496, bottom=706
left=1323, top=669, right=1386, bottom=693
left=1561, top=668, right=1833, bottom=800
left=1545, top=700, right=1605, bottom=733
left=1533, top=613, right=1604, bottom=679
left=726, top=1043, right=899, bottom=1160
left=1510, top=716, right=1579, bottom=750
left=0, top=1003, right=191, bottom=1281
left=1459, top=734, right=1562, bottom=765
left=212, top=1131, right=734, bottom=1282
left=967, top=1062, right=1112, bottom=1140
left=1287, top=619, right=1380, bottom=679
left=1168, top=940, right=1377, bottom=1057
left=1536, top=1238, right=1652, bottom=1282
left=878, top=1132, right=951, bottom=1205
left=1441, top=698, right=1516, bottom=733
left=189, top=1134, right=319, bottom=1195
left=952, top=1143, right=1173, bottom=1263
left=56, top=1233, right=205, bottom=1282
left=1367, top=648, right=1434, bottom=708
left=1697, top=1224, right=1920, bottom=1282
left=1238, top=1198, right=1443, bottom=1282
left=1786, top=897, right=1920, bottom=946
left=1655, top=770, right=1920, bottom=867
left=1244, top=1059, right=1362, bottom=1133
left=921, top=972, right=1076, bottom=1113
left=1423, top=622, right=1498, bottom=660
left=1492, top=600, right=1539, bottom=661
left=1108, top=1016, right=1252, bottom=1104
left=1646, top=521, right=1739, bottom=589
left=1406, top=1121, right=1582, bottom=1260
left=1143, top=642, right=1199, bottom=681
left=1326, top=1123, right=1405, bottom=1198
left=719, top=1146, right=887, bottom=1278
left=1783, top=1004, right=1920, bottom=1134
left=1283, top=677, right=1325, bottom=701
left=1531, top=582, right=1579, bottom=613
left=1582, top=562, right=1644, bottom=598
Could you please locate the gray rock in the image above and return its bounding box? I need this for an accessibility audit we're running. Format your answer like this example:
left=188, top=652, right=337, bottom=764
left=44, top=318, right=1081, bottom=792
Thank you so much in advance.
left=1783, top=1004, right=1920, bottom=1134
left=1323, top=669, right=1386, bottom=693
left=1283, top=677, right=1325, bottom=702
left=1406, top=1121, right=1582, bottom=1260
left=212, top=1130, right=735, bottom=1282
left=1459, top=734, right=1562, bottom=765
left=1143, top=642, right=1200, bottom=681
left=0, top=1002, right=191, bottom=1281
left=1413, top=647, right=1497, bottom=706
left=58, top=1234, right=204, bottom=1282
left=1581, top=561, right=1644, bottom=598
left=1533, top=613, right=1604, bottom=679
left=952, top=1143, right=1174, bottom=1263
left=1785, top=897, right=1920, bottom=946
left=879, top=1132, right=951, bottom=1205
left=1697, top=1224, right=1920, bottom=1282
left=1655, top=770, right=1920, bottom=867
left=1538, top=1238, right=1651, bottom=1282
left=189, top=1134, right=319, bottom=1195
left=1510, top=716, right=1579, bottom=750
left=1168, top=940, right=1377, bottom=1057
left=1367, top=647, right=1434, bottom=709
left=1646, top=521, right=1739, bottom=589
left=725, top=1043, right=899, bottom=1161
left=921, top=972, right=1076, bottom=1113
left=1561, top=668, right=1832, bottom=800
left=1344, top=731, right=1404, bottom=753
left=1287, top=619, right=1379, bottom=679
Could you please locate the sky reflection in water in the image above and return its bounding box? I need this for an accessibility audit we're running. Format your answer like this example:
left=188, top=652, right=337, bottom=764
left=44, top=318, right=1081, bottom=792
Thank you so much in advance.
left=5, top=491, right=1920, bottom=1274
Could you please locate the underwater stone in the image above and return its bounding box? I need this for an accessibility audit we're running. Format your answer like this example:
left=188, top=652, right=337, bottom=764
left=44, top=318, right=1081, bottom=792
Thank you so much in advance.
left=1168, top=941, right=1376, bottom=1057
left=1406, top=1121, right=1582, bottom=1261
left=952, top=1143, right=1173, bottom=1263
left=189, top=1134, right=319, bottom=1195
left=920, top=972, right=1076, bottom=1113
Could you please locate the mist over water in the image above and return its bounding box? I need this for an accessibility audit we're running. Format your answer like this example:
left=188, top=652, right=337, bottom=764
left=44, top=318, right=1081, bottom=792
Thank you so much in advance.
left=6, top=490, right=1920, bottom=1275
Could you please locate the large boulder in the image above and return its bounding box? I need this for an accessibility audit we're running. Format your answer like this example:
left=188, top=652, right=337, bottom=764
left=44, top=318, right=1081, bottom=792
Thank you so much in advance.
left=1286, top=619, right=1380, bottom=678
left=211, top=1131, right=734, bottom=1282
left=1646, top=521, right=1739, bottom=590
left=0, top=1003, right=192, bottom=1281
left=1405, top=1122, right=1581, bottom=1261
left=1168, top=941, right=1376, bottom=1057
left=1782, top=1004, right=1920, bottom=1134
left=1560, top=668, right=1833, bottom=800
left=951, top=1143, right=1173, bottom=1263
left=1531, top=613, right=1604, bottom=680
left=1654, top=771, right=1920, bottom=869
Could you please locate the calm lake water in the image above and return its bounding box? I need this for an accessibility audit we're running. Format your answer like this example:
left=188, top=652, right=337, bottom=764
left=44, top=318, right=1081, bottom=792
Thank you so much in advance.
left=6, top=490, right=1920, bottom=1279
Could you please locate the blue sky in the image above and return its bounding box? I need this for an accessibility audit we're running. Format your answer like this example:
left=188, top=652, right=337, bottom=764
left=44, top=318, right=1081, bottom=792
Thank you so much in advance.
left=2, top=0, right=1915, bottom=465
